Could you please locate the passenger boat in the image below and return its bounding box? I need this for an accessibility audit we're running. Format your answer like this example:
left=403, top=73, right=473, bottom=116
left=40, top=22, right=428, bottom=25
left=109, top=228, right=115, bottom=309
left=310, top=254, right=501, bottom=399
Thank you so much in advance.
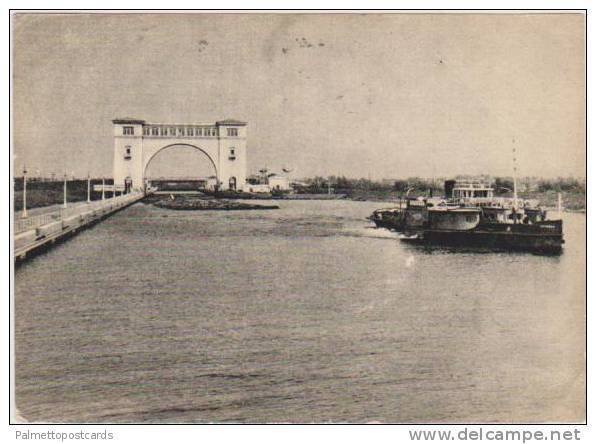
left=403, top=206, right=563, bottom=254
left=369, top=179, right=564, bottom=254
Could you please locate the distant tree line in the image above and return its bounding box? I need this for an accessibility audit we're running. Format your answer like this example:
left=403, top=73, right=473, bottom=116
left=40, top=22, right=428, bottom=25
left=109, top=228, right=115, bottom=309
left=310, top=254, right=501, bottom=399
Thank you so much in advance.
left=300, top=176, right=395, bottom=193
left=298, top=176, right=444, bottom=195
left=392, top=178, right=444, bottom=195
left=535, top=177, right=585, bottom=193
left=297, top=175, right=585, bottom=196
left=494, top=176, right=585, bottom=194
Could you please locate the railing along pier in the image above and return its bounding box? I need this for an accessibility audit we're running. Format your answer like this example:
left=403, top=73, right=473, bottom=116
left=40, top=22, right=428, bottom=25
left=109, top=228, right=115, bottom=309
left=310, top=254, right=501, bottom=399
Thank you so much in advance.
left=14, top=192, right=145, bottom=261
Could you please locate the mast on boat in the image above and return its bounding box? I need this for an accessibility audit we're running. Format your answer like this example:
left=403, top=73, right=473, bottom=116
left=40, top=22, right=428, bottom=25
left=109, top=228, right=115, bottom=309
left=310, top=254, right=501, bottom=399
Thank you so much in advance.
left=512, top=138, right=518, bottom=211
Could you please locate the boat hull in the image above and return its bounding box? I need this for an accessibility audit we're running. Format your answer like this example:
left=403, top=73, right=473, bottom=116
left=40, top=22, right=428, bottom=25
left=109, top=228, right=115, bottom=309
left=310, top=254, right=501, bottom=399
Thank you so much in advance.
left=372, top=218, right=400, bottom=230
left=405, top=221, right=564, bottom=254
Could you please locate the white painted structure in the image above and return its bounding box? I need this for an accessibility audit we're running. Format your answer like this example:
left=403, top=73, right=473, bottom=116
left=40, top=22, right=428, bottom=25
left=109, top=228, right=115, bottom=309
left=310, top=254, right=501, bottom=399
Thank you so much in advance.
left=246, top=184, right=271, bottom=193
left=112, top=118, right=247, bottom=192
left=268, top=175, right=291, bottom=191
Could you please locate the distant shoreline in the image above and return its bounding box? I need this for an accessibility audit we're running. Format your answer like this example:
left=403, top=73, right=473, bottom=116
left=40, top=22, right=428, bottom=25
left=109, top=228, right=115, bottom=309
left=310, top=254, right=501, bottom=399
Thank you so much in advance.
left=13, top=187, right=586, bottom=212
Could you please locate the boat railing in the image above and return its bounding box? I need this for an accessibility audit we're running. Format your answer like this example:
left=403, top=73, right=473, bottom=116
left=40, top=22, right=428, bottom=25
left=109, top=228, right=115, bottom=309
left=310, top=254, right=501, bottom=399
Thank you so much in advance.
left=456, top=197, right=540, bottom=208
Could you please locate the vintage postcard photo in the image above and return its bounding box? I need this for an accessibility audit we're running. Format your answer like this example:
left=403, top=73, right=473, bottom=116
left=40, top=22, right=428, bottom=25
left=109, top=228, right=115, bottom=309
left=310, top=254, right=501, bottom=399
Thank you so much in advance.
left=10, top=11, right=586, bottom=424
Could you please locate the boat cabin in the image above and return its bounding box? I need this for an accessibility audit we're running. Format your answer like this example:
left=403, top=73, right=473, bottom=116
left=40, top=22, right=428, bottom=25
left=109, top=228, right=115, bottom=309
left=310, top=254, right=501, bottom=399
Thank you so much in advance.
left=450, top=181, right=494, bottom=199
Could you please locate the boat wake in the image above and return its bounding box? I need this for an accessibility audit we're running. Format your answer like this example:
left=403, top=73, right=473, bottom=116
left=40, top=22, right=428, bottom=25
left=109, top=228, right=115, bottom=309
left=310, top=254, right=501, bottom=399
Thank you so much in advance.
left=342, top=226, right=401, bottom=240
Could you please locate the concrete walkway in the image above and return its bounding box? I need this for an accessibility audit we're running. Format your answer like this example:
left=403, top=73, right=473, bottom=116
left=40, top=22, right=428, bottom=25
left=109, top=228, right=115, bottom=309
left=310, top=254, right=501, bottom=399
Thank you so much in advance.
left=15, top=192, right=145, bottom=260
left=14, top=195, right=137, bottom=234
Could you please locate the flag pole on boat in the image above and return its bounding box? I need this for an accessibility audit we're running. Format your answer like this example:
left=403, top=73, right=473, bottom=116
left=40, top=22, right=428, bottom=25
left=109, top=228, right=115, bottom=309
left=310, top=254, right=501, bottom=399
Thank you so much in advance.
left=512, top=138, right=518, bottom=212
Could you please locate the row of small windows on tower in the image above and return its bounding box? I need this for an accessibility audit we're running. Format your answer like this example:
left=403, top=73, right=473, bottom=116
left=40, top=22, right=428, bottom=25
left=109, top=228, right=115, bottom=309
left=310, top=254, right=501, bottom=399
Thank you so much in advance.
left=138, top=126, right=223, bottom=137
left=158, top=127, right=214, bottom=137
left=123, top=126, right=240, bottom=137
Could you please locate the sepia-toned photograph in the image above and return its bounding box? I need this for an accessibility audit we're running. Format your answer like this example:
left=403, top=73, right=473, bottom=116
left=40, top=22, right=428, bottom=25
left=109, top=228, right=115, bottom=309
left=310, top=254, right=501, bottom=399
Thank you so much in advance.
left=11, top=10, right=586, bottom=424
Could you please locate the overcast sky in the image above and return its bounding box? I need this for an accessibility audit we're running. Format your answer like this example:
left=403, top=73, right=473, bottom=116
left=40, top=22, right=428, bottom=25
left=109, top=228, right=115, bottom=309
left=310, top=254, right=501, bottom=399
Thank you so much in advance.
left=12, top=13, right=585, bottom=179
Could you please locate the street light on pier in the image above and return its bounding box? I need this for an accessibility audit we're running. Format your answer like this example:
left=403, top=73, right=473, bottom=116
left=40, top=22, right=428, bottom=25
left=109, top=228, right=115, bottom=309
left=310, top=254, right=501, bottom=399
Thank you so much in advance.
left=87, top=172, right=91, bottom=203
left=22, top=165, right=28, bottom=218
left=63, top=173, right=68, bottom=209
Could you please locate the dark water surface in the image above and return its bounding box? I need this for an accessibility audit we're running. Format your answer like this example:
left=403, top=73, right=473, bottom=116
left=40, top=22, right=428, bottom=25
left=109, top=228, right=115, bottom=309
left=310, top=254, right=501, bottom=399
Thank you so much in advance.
left=15, top=200, right=586, bottom=423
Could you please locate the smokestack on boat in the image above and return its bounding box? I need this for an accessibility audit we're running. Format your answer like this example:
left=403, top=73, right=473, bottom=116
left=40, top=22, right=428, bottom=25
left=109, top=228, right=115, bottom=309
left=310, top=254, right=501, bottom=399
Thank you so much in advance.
left=444, top=180, right=456, bottom=199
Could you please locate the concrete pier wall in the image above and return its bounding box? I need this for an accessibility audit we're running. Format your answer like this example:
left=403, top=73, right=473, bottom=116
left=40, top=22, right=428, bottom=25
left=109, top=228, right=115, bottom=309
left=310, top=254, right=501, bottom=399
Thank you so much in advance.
left=14, top=192, right=145, bottom=262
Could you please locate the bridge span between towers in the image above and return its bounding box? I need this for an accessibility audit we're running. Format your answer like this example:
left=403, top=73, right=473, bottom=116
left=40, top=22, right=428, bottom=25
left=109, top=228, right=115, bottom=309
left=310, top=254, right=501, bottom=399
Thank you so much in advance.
left=112, top=118, right=248, bottom=193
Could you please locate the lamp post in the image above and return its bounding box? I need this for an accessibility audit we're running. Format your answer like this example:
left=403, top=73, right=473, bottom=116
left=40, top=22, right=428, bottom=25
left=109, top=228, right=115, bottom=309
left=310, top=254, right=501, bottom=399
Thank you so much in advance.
left=63, top=173, right=68, bottom=209
left=87, top=172, right=91, bottom=203
left=512, top=146, right=518, bottom=211
left=22, top=165, right=28, bottom=218
left=101, top=177, right=105, bottom=200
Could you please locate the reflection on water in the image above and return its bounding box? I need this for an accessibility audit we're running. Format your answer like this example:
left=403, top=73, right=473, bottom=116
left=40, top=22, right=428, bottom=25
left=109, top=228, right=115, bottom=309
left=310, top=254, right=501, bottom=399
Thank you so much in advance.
left=15, top=200, right=586, bottom=423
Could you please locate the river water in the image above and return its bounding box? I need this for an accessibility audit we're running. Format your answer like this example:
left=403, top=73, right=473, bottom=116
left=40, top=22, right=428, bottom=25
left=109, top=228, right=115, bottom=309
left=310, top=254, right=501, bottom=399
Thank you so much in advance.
left=14, top=200, right=586, bottom=423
